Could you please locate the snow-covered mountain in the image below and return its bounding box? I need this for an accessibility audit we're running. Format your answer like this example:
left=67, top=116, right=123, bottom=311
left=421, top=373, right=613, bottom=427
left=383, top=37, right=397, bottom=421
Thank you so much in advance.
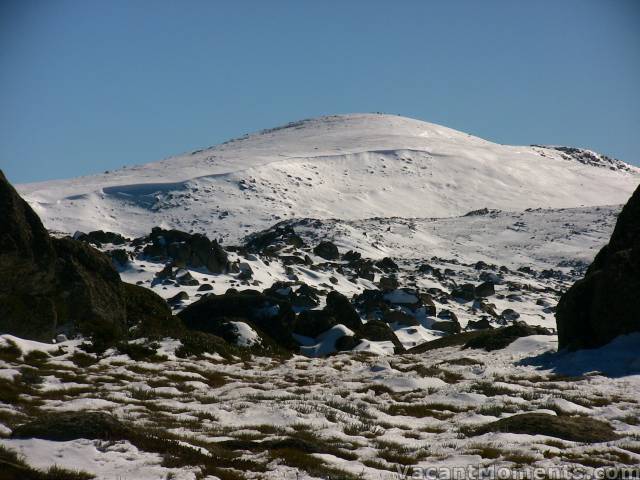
left=4, top=115, right=640, bottom=479
left=18, top=113, right=639, bottom=242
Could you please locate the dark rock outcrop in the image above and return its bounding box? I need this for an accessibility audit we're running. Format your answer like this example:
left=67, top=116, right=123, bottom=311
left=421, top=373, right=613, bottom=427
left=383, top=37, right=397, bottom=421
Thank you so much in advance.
left=168, top=291, right=189, bottom=305
left=352, top=259, right=375, bottom=281
left=176, top=270, right=199, bottom=286
left=343, top=250, right=361, bottom=263
left=263, top=281, right=320, bottom=309
left=109, top=248, right=130, bottom=268
left=0, top=172, right=56, bottom=291
left=556, top=185, right=640, bottom=350
left=500, top=308, right=520, bottom=321
left=178, top=290, right=297, bottom=350
left=467, top=318, right=493, bottom=330
left=53, top=236, right=128, bottom=342
left=123, top=282, right=172, bottom=327
left=291, top=291, right=363, bottom=339
left=437, top=309, right=459, bottom=323
left=142, top=227, right=229, bottom=273
left=383, top=310, right=419, bottom=326
left=335, top=335, right=360, bottom=351
left=76, top=230, right=128, bottom=247
left=244, top=223, right=304, bottom=252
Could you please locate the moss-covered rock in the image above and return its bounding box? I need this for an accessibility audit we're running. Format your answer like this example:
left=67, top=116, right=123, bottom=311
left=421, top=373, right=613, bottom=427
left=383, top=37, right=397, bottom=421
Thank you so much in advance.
left=175, top=330, right=237, bottom=359
left=470, top=413, right=618, bottom=443
left=11, top=412, right=130, bottom=442
left=123, top=282, right=176, bottom=334
left=463, top=322, right=552, bottom=351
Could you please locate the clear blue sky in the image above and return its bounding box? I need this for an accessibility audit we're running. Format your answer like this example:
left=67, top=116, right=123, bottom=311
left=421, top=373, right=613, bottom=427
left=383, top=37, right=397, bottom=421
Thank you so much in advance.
left=1, top=0, right=639, bottom=183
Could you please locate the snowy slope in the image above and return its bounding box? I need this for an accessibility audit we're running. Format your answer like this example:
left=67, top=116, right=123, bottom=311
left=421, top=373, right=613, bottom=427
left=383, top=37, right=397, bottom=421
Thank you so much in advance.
left=271, top=205, right=619, bottom=268
left=18, top=113, right=639, bottom=242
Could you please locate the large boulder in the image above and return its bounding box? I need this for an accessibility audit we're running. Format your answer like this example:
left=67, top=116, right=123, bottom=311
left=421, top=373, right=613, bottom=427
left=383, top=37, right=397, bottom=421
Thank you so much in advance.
left=294, top=310, right=336, bottom=338
left=407, top=323, right=553, bottom=354
left=263, top=281, right=320, bottom=309
left=0, top=170, right=172, bottom=343
left=378, top=276, right=399, bottom=291
left=0, top=171, right=126, bottom=342
left=351, top=258, right=375, bottom=281
left=375, top=257, right=399, bottom=272
left=383, top=309, right=419, bottom=327
left=358, top=320, right=404, bottom=353
left=556, top=185, right=640, bottom=350
left=313, top=241, right=339, bottom=261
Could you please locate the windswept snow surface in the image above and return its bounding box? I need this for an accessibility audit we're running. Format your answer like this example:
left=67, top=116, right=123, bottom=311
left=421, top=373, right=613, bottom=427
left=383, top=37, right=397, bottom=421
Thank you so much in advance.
left=18, top=114, right=639, bottom=241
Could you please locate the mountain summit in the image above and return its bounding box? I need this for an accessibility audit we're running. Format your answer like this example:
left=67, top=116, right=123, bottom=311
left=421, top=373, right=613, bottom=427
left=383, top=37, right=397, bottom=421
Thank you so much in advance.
left=19, top=113, right=639, bottom=241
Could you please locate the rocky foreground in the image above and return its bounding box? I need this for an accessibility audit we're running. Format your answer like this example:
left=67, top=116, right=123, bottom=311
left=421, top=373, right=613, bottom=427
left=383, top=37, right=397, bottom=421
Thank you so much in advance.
left=1, top=329, right=639, bottom=479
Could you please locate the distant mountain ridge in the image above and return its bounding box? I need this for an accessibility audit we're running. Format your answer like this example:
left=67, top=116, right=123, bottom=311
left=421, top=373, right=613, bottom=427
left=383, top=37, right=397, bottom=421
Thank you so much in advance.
left=18, top=113, right=639, bottom=242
